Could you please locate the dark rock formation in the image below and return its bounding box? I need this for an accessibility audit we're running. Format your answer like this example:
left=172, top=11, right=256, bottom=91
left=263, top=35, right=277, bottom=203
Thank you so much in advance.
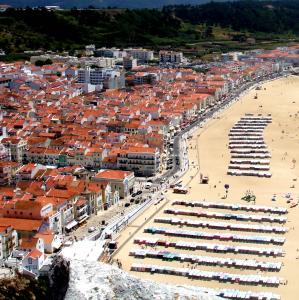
left=0, top=255, right=70, bottom=300
left=0, top=272, right=47, bottom=300
left=46, top=255, right=70, bottom=300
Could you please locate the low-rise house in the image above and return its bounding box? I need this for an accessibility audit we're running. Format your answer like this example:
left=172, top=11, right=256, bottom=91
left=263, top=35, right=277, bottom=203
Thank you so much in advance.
left=2, top=137, right=27, bottom=163
left=34, top=230, right=62, bottom=254
left=93, top=169, right=135, bottom=199
left=0, top=161, right=18, bottom=186
left=0, top=199, right=53, bottom=221
left=74, top=197, right=89, bottom=224
left=22, top=248, right=46, bottom=277
left=0, top=218, right=44, bottom=238
left=19, top=236, right=44, bottom=254
left=0, top=225, right=18, bottom=260
left=15, top=163, right=45, bottom=181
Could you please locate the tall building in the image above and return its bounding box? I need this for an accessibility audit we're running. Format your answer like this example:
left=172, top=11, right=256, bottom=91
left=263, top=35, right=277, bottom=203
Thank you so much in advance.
left=1, top=137, right=27, bottom=163
left=123, top=57, right=138, bottom=70
left=117, top=147, right=160, bottom=176
left=95, top=47, right=125, bottom=58
left=78, top=67, right=125, bottom=90
left=0, top=225, right=18, bottom=260
left=159, top=51, right=185, bottom=64
left=125, top=48, right=154, bottom=62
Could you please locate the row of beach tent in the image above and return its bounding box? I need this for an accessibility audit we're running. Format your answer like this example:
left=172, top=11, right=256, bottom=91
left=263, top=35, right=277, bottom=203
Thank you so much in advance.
left=144, top=227, right=286, bottom=245
left=227, top=170, right=272, bottom=177
left=231, top=154, right=271, bottom=159
left=164, top=208, right=287, bottom=223
left=154, top=217, right=288, bottom=234
left=228, top=115, right=272, bottom=177
left=129, top=249, right=282, bottom=271
left=228, top=164, right=270, bottom=171
left=171, top=200, right=288, bottom=214
left=134, top=237, right=285, bottom=257
left=230, top=159, right=270, bottom=165
left=130, top=263, right=282, bottom=287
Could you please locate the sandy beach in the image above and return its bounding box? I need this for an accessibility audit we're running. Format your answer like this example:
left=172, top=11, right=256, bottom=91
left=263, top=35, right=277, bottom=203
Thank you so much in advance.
left=113, top=76, right=299, bottom=299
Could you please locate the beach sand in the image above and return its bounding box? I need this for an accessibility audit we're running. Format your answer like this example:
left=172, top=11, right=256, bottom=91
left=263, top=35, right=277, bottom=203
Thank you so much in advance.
left=113, top=76, right=299, bottom=299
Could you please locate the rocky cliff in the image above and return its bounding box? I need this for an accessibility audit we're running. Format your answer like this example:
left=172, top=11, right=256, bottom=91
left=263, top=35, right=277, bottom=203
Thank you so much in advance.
left=0, top=255, right=70, bottom=300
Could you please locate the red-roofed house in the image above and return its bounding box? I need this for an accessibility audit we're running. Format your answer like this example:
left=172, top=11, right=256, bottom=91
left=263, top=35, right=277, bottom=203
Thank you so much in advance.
left=22, top=247, right=46, bottom=276
left=93, top=169, right=135, bottom=199
left=34, top=230, right=62, bottom=253
left=117, top=146, right=160, bottom=176
left=1, top=137, right=27, bottom=163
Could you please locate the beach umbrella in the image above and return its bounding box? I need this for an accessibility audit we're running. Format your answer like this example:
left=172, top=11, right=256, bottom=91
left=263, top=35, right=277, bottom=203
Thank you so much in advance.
left=292, top=158, right=296, bottom=169
left=224, top=184, right=230, bottom=199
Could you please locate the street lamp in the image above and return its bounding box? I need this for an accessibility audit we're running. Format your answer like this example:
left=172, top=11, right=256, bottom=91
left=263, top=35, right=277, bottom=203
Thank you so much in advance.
left=224, top=184, right=229, bottom=199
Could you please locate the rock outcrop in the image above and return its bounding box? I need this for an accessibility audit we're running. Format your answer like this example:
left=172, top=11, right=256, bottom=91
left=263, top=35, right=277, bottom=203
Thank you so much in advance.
left=0, top=255, right=70, bottom=300
left=47, top=255, right=70, bottom=300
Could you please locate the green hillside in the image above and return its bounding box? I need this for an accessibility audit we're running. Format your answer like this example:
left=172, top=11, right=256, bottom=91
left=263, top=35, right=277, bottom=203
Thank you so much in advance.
left=0, top=1, right=299, bottom=60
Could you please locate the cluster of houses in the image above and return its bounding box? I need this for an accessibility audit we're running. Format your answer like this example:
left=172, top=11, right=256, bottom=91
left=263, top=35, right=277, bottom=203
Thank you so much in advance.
left=0, top=163, right=135, bottom=276
left=0, top=45, right=298, bottom=277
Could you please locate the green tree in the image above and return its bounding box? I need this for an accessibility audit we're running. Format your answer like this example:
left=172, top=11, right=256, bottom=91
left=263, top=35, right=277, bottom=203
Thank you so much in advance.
left=204, top=26, right=213, bottom=38
left=35, top=59, right=53, bottom=66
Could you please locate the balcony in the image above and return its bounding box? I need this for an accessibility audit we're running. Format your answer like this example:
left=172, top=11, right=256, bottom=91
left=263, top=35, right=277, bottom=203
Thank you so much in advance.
left=76, top=205, right=88, bottom=214
left=127, top=156, right=155, bottom=160
left=76, top=213, right=89, bottom=224
left=129, top=161, right=155, bottom=165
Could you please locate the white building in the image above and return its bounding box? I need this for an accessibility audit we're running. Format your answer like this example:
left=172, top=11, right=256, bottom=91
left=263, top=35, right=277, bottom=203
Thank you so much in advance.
left=78, top=67, right=125, bottom=89
left=80, top=57, right=116, bottom=68
left=85, top=44, right=95, bottom=56
left=125, top=48, right=154, bottom=62
left=93, top=169, right=135, bottom=199
left=95, top=47, right=126, bottom=58
left=0, top=225, right=18, bottom=260
left=159, top=51, right=185, bottom=64
left=117, top=147, right=160, bottom=176
left=35, top=230, right=62, bottom=254
left=22, top=248, right=45, bottom=276
left=123, top=57, right=138, bottom=70
left=2, top=137, right=27, bottom=163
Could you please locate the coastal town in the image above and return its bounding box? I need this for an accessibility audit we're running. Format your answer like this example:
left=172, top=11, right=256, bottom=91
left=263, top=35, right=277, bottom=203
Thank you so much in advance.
left=1, top=43, right=299, bottom=299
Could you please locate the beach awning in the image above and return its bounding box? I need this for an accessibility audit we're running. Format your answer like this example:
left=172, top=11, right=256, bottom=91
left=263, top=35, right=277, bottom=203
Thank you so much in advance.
left=65, top=220, right=78, bottom=230
left=78, top=214, right=89, bottom=224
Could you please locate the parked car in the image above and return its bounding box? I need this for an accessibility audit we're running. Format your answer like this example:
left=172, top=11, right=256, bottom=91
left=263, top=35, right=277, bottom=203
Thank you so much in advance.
left=145, top=182, right=152, bottom=189
left=88, top=226, right=96, bottom=233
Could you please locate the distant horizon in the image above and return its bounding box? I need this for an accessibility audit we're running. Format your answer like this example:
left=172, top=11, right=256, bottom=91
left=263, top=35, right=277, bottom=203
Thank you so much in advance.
left=0, top=0, right=232, bottom=9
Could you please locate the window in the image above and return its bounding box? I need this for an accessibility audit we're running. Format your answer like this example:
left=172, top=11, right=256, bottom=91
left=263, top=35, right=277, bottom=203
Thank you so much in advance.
left=28, top=258, right=32, bottom=264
